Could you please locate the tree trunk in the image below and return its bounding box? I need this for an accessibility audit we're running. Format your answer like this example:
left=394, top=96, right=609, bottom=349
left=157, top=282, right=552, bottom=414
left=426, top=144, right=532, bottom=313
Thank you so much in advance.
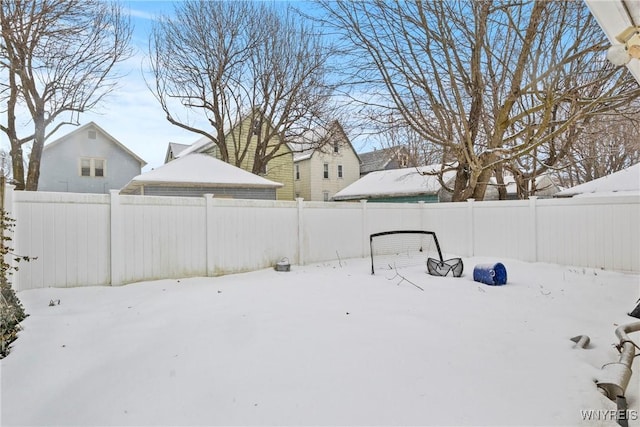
left=25, top=109, right=46, bottom=191
left=6, top=67, right=25, bottom=190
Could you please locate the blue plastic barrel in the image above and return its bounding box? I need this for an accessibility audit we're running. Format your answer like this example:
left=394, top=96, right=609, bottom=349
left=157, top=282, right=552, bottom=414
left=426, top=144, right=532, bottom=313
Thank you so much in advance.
left=473, top=263, right=507, bottom=286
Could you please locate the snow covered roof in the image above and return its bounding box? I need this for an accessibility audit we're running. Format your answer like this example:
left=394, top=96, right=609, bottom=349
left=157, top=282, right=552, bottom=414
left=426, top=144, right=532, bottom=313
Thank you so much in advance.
left=555, top=163, right=640, bottom=198
left=332, top=164, right=455, bottom=201
left=287, top=139, right=316, bottom=162
left=176, top=135, right=214, bottom=158
left=121, top=153, right=283, bottom=194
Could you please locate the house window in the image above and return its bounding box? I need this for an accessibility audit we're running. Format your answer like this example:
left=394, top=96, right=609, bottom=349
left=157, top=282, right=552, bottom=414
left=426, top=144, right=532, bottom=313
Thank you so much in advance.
left=333, top=142, right=339, bottom=153
left=79, top=158, right=106, bottom=177
left=323, top=163, right=329, bottom=179
left=338, top=164, right=343, bottom=178
left=323, top=191, right=329, bottom=202
left=94, top=159, right=105, bottom=177
left=88, top=130, right=97, bottom=139
left=252, top=119, right=261, bottom=136
left=259, top=163, right=267, bottom=175
left=295, top=164, right=300, bottom=180
left=80, top=158, right=91, bottom=176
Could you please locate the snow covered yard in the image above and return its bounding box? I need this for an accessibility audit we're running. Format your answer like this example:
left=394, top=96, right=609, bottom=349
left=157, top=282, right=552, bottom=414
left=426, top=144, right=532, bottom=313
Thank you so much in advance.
left=1, top=257, right=639, bottom=426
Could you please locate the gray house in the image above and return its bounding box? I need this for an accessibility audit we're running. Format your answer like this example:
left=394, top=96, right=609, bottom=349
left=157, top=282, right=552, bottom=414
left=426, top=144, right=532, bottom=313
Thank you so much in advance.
left=359, top=145, right=411, bottom=176
left=38, top=122, right=146, bottom=194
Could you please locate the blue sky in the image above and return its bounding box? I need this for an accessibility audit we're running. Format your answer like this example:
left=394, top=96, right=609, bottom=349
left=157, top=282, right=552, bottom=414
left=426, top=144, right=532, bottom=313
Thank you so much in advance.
left=87, top=1, right=339, bottom=171
left=80, top=1, right=197, bottom=171
left=2, top=1, right=366, bottom=172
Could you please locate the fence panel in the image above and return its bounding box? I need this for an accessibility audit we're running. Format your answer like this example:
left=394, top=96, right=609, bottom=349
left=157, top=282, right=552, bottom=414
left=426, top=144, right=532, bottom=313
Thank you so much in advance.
left=419, top=202, right=468, bottom=258
left=472, top=200, right=534, bottom=261
left=12, top=191, right=111, bottom=290
left=207, top=198, right=299, bottom=275
left=6, top=188, right=639, bottom=291
left=536, top=197, right=640, bottom=271
left=366, top=203, right=422, bottom=235
left=118, top=195, right=207, bottom=284
left=302, top=202, right=364, bottom=263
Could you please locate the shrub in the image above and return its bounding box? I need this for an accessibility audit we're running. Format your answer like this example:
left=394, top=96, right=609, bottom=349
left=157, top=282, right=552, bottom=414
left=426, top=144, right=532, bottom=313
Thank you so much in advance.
left=0, top=210, right=30, bottom=358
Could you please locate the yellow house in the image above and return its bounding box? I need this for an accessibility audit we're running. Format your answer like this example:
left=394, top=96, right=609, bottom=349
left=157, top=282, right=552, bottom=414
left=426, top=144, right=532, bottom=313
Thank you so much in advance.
left=173, top=114, right=294, bottom=201
left=289, top=121, right=361, bottom=201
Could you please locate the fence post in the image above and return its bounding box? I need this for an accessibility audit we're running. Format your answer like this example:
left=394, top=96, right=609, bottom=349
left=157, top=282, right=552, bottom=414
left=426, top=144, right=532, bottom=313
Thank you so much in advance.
left=361, top=199, right=368, bottom=258
left=204, top=194, right=215, bottom=276
left=467, top=199, right=475, bottom=257
left=109, top=190, right=123, bottom=286
left=296, top=198, right=304, bottom=265
left=529, top=196, right=538, bottom=262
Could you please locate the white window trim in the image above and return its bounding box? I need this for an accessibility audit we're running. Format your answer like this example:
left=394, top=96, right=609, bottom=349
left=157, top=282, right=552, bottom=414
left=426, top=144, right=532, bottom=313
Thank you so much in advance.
left=323, top=163, right=329, bottom=179
left=337, top=164, right=343, bottom=179
left=79, top=157, right=107, bottom=177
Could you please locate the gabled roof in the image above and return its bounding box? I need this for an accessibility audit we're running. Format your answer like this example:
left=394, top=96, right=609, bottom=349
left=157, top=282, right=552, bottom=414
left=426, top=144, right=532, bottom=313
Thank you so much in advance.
left=120, top=153, right=283, bottom=194
left=359, top=146, right=408, bottom=174
left=555, top=163, right=640, bottom=198
left=333, top=164, right=455, bottom=201
left=176, top=135, right=213, bottom=158
left=287, top=120, right=360, bottom=163
left=164, top=142, right=190, bottom=163
left=44, top=122, right=147, bottom=167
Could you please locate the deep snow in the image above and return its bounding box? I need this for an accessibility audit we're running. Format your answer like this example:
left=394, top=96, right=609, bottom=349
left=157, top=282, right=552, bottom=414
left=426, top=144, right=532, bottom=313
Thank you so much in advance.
left=1, top=257, right=639, bottom=426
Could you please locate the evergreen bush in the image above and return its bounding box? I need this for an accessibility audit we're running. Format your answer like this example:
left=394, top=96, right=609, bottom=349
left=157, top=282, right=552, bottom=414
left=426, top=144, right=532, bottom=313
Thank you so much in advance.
left=0, top=210, right=30, bottom=358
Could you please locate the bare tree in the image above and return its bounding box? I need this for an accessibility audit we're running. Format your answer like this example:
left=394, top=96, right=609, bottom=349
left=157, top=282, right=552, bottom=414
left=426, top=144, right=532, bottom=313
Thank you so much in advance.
left=149, top=0, right=336, bottom=175
left=319, top=0, right=640, bottom=201
left=551, top=112, right=640, bottom=188
left=366, top=112, right=445, bottom=166
left=0, top=0, right=132, bottom=190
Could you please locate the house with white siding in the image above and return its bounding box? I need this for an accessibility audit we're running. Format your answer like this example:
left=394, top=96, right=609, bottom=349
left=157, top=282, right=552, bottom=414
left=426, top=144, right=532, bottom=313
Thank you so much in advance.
left=38, top=122, right=146, bottom=194
left=289, top=121, right=361, bottom=201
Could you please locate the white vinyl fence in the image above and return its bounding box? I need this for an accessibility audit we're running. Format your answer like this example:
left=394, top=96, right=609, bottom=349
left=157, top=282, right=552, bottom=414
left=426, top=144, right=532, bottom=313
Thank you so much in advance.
left=5, top=186, right=639, bottom=291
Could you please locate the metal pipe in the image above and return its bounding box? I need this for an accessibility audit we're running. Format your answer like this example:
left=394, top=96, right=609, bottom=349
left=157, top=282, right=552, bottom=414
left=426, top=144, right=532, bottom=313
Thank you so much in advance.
left=596, top=321, right=640, bottom=400
left=571, top=334, right=590, bottom=349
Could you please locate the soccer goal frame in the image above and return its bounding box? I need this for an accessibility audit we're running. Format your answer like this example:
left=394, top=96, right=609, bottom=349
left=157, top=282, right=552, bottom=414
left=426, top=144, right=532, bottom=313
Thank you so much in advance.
left=369, top=230, right=444, bottom=275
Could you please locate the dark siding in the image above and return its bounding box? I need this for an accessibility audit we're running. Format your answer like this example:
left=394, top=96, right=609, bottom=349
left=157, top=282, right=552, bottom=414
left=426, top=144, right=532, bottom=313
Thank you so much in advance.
left=142, top=185, right=276, bottom=200
left=367, top=194, right=439, bottom=203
